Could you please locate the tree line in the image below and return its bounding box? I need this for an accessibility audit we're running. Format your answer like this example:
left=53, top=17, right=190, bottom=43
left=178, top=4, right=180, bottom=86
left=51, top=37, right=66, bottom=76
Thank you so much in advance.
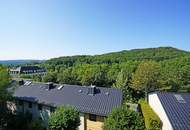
left=0, top=65, right=145, bottom=130
left=30, top=47, right=189, bottom=102
left=1, top=47, right=189, bottom=130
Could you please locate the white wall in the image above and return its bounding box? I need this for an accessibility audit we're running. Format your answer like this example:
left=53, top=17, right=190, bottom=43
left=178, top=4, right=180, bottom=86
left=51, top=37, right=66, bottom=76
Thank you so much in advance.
left=16, top=101, right=51, bottom=127
left=148, top=93, right=173, bottom=130
left=11, top=101, right=86, bottom=130
left=79, top=113, right=85, bottom=130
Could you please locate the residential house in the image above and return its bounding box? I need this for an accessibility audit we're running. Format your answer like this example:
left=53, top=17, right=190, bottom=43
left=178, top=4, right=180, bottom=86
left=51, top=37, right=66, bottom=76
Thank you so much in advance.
left=148, top=92, right=190, bottom=130
left=9, top=82, right=123, bottom=130
left=9, top=66, right=46, bottom=76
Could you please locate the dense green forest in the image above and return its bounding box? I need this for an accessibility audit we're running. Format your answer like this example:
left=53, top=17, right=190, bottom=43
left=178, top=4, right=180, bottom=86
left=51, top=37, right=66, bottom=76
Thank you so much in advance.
left=0, top=60, right=43, bottom=66
left=31, top=47, right=190, bottom=101
left=1, top=47, right=190, bottom=129
left=45, top=47, right=188, bottom=67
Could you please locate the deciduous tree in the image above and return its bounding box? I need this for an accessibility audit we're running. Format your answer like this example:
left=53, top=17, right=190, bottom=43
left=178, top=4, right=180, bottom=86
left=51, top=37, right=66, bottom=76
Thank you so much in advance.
left=48, top=106, right=80, bottom=130
left=103, top=107, right=145, bottom=130
left=131, top=61, right=161, bottom=100
left=0, top=65, right=11, bottom=129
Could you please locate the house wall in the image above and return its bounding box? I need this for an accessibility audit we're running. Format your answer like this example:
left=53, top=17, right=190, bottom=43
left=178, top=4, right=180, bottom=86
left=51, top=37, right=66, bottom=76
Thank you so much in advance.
left=79, top=113, right=85, bottom=130
left=9, top=71, right=19, bottom=75
left=14, top=101, right=51, bottom=127
left=9, top=101, right=105, bottom=130
left=148, top=93, right=173, bottom=130
left=85, top=114, right=104, bottom=130
left=9, top=69, right=46, bottom=76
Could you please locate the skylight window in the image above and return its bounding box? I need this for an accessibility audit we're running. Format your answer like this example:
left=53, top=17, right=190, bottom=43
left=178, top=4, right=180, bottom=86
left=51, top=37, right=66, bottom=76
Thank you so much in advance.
left=57, top=85, right=64, bottom=90
left=24, top=81, right=32, bottom=86
left=174, top=94, right=186, bottom=103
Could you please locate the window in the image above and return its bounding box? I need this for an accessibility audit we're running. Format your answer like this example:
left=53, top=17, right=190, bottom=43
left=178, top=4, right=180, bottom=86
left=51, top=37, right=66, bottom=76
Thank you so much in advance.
left=28, top=102, right=32, bottom=108
left=174, top=94, right=186, bottom=103
left=38, top=104, right=42, bottom=110
left=50, top=107, right=55, bottom=113
left=89, top=114, right=96, bottom=121
left=18, top=100, right=23, bottom=106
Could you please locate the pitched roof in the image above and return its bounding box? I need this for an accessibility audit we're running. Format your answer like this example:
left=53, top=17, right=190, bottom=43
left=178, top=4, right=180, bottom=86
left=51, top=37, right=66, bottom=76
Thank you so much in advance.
left=13, top=82, right=123, bottom=116
left=10, top=66, right=46, bottom=72
left=156, top=92, right=190, bottom=130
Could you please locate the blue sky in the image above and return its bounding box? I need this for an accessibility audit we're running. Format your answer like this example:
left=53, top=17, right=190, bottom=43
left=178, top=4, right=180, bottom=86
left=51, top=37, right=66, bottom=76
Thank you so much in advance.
left=0, top=0, right=190, bottom=60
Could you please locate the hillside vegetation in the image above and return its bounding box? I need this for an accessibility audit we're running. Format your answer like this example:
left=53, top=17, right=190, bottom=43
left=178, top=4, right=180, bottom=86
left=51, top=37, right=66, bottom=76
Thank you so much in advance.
left=32, top=47, right=190, bottom=102
left=0, top=60, right=43, bottom=65
left=45, top=47, right=189, bottom=67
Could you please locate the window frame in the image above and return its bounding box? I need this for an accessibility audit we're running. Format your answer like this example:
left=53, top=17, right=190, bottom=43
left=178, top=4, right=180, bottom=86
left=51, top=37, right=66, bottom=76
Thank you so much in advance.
left=50, top=107, right=55, bottom=113
left=38, top=104, right=42, bottom=111
left=18, top=100, right=23, bottom=106
left=28, top=102, right=32, bottom=108
left=89, top=114, right=97, bottom=121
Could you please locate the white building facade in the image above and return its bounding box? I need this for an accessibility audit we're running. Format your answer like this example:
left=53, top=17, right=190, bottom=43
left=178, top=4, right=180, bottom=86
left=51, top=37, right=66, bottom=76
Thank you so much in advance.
left=148, top=93, right=173, bottom=130
left=148, top=92, right=190, bottom=130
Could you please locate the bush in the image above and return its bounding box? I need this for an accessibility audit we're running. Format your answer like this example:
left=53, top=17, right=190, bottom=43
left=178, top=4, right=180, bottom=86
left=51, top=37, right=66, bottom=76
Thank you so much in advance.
left=43, top=72, right=57, bottom=83
left=20, top=74, right=32, bottom=79
left=7, top=112, right=45, bottom=130
left=27, top=120, right=45, bottom=130
left=103, top=106, right=145, bottom=130
left=48, top=106, right=80, bottom=130
left=139, top=100, right=161, bottom=130
left=11, top=112, right=32, bottom=129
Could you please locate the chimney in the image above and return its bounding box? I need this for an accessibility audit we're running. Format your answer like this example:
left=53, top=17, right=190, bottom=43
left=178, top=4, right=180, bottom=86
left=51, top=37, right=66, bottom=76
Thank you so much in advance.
left=46, top=82, right=55, bottom=90
left=88, top=85, right=96, bottom=96
left=19, top=80, right=24, bottom=86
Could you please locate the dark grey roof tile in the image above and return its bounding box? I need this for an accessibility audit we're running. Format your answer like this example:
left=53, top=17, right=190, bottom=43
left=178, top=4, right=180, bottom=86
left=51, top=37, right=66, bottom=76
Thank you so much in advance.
left=157, top=92, right=190, bottom=130
left=13, top=83, right=123, bottom=116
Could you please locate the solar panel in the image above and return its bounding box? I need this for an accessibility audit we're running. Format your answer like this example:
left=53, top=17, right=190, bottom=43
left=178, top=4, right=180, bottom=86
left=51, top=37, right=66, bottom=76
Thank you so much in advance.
left=174, top=94, right=186, bottom=103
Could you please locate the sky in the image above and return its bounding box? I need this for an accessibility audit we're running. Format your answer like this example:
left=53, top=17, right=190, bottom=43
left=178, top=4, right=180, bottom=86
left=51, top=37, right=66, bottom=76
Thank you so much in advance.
left=0, top=0, right=190, bottom=60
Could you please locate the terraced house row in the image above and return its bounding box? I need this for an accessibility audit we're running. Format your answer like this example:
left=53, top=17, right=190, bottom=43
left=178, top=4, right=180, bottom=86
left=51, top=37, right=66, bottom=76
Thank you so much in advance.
left=9, top=66, right=46, bottom=75
left=8, top=81, right=123, bottom=130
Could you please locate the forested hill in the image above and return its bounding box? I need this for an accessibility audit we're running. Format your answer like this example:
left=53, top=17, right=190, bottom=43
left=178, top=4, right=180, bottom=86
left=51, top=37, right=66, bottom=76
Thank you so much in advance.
left=0, top=60, right=43, bottom=65
left=28, top=47, right=190, bottom=102
left=45, top=47, right=189, bottom=66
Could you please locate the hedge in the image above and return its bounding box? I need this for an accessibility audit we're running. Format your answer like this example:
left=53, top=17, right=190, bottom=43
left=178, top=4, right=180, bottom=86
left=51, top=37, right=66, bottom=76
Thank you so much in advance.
left=139, top=100, right=161, bottom=130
